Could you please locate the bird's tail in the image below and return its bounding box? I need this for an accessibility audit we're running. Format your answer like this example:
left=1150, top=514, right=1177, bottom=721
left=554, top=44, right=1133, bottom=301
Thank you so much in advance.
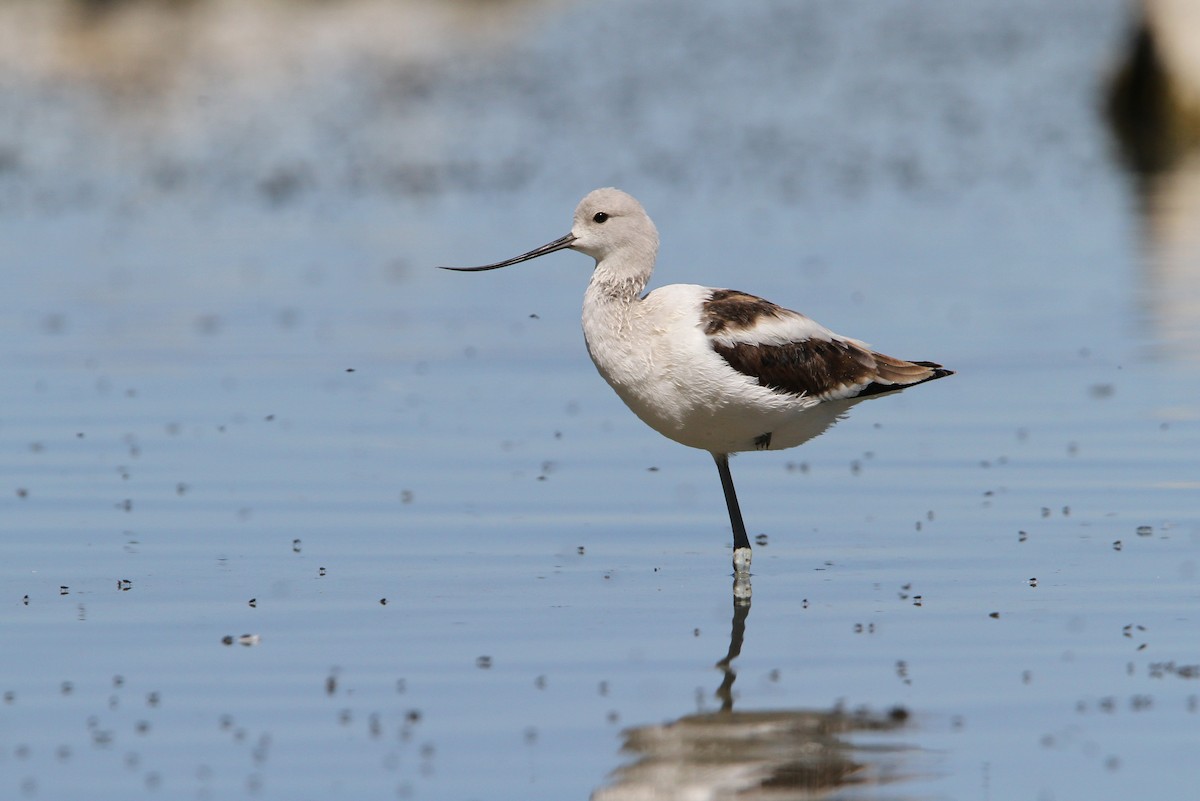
left=854, top=356, right=954, bottom=398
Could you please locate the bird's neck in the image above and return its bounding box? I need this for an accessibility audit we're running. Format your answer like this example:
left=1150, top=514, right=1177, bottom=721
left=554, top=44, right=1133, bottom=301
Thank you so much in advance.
left=585, top=251, right=653, bottom=305
left=581, top=257, right=647, bottom=363
left=582, top=266, right=649, bottom=399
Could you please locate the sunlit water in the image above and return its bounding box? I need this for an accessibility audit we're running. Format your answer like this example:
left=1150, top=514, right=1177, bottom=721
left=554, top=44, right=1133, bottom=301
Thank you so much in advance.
left=2, top=1, right=1198, bottom=799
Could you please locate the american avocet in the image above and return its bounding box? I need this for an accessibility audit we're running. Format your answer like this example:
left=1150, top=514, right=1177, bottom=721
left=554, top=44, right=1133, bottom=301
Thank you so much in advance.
left=442, top=188, right=952, bottom=575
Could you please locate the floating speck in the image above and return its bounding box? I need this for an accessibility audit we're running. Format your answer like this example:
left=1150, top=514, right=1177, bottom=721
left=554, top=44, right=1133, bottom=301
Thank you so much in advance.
left=989, top=612, right=1000, bottom=619
left=221, top=634, right=260, bottom=647
left=1122, top=623, right=1147, bottom=638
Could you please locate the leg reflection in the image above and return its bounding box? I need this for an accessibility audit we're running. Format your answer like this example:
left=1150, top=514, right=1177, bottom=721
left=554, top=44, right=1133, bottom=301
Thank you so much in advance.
left=714, top=587, right=750, bottom=713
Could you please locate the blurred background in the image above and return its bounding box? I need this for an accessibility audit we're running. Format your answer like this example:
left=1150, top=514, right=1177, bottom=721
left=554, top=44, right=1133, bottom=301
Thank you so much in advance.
left=2, top=1, right=1198, bottom=799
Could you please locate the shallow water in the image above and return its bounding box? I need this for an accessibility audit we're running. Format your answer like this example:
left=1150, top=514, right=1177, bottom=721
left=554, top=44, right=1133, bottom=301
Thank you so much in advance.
left=2, top=0, right=1199, bottom=799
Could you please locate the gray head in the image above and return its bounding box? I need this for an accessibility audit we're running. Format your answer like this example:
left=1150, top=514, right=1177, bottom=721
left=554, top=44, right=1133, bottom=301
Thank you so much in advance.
left=568, top=188, right=659, bottom=263
left=439, top=188, right=659, bottom=277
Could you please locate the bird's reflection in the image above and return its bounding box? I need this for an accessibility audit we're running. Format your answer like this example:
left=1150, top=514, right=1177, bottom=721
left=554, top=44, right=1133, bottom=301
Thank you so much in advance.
left=593, top=589, right=915, bottom=800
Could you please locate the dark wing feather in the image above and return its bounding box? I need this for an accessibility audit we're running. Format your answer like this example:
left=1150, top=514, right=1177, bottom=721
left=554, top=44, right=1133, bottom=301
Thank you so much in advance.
left=702, top=288, right=953, bottom=400
left=714, top=338, right=952, bottom=399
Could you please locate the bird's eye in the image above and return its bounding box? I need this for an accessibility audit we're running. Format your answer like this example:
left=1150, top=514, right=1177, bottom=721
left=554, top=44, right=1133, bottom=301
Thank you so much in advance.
left=592, top=212, right=609, bottom=223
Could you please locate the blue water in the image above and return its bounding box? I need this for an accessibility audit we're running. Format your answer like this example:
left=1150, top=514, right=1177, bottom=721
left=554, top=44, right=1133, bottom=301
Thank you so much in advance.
left=2, top=0, right=1198, bottom=798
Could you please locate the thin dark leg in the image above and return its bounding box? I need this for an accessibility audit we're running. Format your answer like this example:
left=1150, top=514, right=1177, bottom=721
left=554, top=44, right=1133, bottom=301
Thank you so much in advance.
left=713, top=453, right=751, bottom=552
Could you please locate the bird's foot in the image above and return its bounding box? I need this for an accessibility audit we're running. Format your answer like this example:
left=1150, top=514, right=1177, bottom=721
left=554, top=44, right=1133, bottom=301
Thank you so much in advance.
left=732, top=546, right=752, bottom=576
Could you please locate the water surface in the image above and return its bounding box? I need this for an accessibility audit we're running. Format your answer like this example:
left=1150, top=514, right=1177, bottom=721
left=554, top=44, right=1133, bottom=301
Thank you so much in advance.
left=2, top=1, right=1198, bottom=799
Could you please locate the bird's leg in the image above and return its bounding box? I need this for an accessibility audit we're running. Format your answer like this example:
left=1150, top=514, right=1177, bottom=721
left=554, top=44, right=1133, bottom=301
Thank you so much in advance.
left=713, top=453, right=752, bottom=576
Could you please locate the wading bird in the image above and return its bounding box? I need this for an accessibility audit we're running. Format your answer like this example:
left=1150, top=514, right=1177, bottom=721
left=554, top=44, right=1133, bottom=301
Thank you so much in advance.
left=442, top=189, right=952, bottom=575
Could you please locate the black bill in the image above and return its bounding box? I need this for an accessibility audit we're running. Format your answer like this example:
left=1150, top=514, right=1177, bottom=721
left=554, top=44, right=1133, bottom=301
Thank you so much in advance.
left=439, top=233, right=578, bottom=272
